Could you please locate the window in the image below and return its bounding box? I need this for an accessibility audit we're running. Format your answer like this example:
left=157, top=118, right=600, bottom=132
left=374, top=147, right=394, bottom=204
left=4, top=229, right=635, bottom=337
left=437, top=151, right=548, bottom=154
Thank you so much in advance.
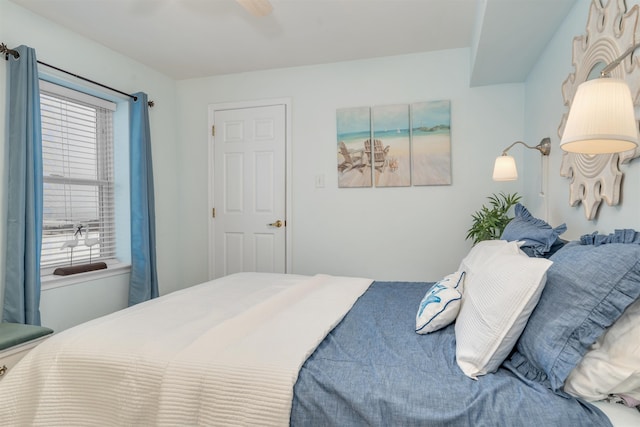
left=40, top=81, right=117, bottom=272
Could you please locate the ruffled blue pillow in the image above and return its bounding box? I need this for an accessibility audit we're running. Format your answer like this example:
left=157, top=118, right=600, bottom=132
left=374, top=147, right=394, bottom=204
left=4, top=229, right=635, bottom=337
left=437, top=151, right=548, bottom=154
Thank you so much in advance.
left=580, top=229, right=640, bottom=246
left=506, top=232, right=640, bottom=394
left=501, top=203, right=567, bottom=257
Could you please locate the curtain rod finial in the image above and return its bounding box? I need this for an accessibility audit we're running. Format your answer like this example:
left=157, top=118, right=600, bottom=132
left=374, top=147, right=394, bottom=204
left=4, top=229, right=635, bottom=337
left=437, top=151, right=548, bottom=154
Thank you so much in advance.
left=0, top=43, right=20, bottom=60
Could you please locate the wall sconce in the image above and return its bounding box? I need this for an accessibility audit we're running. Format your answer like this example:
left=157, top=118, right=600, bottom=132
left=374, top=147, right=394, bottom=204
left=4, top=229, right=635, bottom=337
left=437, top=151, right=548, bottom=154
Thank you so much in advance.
left=492, top=138, right=551, bottom=181
left=560, top=42, right=640, bottom=154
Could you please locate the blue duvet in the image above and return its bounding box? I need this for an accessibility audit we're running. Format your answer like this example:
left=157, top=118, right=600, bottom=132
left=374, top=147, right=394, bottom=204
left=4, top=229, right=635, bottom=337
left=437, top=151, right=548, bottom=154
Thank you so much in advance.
left=290, top=281, right=611, bottom=427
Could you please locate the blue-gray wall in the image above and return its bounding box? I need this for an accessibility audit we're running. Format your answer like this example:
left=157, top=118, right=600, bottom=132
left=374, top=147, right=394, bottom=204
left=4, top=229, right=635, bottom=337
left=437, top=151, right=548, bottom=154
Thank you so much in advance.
left=3, top=0, right=634, bottom=331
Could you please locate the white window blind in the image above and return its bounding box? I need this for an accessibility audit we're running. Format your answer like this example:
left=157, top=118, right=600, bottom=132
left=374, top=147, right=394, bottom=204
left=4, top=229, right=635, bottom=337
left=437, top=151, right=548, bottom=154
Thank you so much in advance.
left=40, top=82, right=117, bottom=271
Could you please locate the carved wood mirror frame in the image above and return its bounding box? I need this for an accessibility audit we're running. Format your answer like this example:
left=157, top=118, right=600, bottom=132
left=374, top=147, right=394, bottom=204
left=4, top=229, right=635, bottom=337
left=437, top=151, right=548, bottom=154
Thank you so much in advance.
left=558, top=0, right=640, bottom=220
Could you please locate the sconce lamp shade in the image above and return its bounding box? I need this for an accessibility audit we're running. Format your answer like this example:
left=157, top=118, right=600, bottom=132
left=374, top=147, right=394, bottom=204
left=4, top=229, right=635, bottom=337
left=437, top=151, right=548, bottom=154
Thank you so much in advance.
left=493, top=155, right=518, bottom=181
left=561, top=78, right=639, bottom=154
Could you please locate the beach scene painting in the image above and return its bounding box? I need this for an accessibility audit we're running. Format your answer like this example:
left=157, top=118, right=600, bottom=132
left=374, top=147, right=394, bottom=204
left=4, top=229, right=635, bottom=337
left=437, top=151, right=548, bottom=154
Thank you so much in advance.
left=411, top=100, right=451, bottom=185
left=336, top=106, right=372, bottom=188
left=371, top=104, right=411, bottom=187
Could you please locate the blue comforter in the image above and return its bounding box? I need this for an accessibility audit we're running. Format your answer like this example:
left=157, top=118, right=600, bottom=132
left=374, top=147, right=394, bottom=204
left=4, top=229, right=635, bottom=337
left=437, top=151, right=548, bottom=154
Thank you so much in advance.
left=290, top=281, right=611, bottom=427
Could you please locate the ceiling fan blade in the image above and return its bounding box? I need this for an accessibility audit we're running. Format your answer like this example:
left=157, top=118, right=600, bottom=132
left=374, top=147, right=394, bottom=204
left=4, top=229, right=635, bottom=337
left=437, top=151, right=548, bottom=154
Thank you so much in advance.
left=236, top=0, right=273, bottom=17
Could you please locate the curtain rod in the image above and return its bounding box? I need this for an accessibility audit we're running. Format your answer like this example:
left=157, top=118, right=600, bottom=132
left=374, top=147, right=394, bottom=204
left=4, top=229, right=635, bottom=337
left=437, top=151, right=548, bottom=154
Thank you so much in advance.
left=1, top=43, right=154, bottom=107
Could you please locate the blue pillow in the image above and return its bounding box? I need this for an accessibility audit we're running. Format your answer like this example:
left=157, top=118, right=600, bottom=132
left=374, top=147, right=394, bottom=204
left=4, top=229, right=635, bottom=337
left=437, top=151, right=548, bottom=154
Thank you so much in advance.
left=581, top=228, right=640, bottom=246
left=501, top=203, right=567, bottom=257
left=507, top=236, right=640, bottom=394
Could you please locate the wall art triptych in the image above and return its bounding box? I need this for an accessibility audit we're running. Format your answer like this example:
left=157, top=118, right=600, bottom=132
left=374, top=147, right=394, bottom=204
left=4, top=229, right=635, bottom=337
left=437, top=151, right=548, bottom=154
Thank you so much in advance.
left=336, top=100, right=451, bottom=188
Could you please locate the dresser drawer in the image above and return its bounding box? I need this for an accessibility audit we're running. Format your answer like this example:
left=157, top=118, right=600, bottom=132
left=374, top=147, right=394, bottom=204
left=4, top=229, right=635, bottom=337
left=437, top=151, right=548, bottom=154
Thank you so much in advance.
left=0, top=335, right=50, bottom=380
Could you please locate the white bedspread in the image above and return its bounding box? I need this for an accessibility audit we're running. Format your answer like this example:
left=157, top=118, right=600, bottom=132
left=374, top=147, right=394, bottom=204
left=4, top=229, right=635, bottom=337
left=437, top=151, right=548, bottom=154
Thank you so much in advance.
left=0, top=273, right=373, bottom=426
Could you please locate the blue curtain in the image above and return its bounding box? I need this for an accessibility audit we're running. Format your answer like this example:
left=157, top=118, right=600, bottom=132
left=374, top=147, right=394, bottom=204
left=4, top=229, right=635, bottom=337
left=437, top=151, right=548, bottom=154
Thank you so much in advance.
left=2, top=45, right=43, bottom=325
left=129, top=92, right=158, bottom=305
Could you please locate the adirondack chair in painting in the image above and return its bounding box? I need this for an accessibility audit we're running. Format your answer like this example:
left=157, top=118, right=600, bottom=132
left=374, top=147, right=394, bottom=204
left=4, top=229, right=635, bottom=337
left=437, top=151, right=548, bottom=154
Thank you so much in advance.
left=364, top=139, right=390, bottom=172
left=338, top=141, right=364, bottom=173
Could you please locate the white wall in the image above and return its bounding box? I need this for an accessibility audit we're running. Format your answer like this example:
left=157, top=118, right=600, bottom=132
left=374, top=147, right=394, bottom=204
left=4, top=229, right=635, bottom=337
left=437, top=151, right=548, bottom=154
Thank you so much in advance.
left=524, top=0, right=640, bottom=238
left=176, top=50, right=526, bottom=283
left=0, top=0, right=182, bottom=331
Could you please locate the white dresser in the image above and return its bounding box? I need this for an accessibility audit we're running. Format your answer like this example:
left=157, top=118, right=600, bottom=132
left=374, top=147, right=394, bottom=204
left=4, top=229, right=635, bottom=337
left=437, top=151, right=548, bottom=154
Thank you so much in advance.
left=0, top=323, right=53, bottom=380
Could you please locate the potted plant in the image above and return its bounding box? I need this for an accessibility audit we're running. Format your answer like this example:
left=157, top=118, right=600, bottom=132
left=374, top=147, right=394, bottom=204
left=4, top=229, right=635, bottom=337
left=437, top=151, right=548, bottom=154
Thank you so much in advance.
left=466, top=192, right=521, bottom=244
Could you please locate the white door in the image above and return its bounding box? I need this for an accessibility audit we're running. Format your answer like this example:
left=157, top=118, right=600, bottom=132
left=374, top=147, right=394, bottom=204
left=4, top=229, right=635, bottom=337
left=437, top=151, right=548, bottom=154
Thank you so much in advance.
left=211, top=104, right=287, bottom=278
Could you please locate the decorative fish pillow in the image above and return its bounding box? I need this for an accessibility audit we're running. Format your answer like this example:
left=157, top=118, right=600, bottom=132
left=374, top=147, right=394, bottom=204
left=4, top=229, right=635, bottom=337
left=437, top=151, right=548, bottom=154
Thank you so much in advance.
left=416, top=271, right=465, bottom=334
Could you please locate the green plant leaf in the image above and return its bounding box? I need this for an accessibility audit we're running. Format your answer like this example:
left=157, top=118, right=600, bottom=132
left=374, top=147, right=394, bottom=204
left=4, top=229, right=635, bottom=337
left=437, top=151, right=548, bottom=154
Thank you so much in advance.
left=466, top=192, right=521, bottom=244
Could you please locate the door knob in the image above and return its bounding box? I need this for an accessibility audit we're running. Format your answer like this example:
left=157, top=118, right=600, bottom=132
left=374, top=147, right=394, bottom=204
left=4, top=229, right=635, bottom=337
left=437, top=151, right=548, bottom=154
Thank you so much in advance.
left=268, top=220, right=283, bottom=228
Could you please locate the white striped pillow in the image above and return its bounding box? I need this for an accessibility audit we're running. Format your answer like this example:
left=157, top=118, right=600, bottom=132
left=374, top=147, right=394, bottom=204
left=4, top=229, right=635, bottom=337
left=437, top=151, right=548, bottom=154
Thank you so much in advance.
left=455, top=242, right=552, bottom=378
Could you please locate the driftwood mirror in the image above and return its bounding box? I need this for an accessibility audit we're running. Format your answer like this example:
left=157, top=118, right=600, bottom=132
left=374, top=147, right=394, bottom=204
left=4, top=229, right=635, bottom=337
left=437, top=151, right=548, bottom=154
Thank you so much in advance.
left=559, top=0, right=640, bottom=220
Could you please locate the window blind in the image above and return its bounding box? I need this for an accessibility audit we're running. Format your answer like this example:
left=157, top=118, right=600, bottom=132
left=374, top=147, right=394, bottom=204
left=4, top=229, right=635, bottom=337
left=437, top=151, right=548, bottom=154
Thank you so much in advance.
left=40, top=82, right=117, bottom=271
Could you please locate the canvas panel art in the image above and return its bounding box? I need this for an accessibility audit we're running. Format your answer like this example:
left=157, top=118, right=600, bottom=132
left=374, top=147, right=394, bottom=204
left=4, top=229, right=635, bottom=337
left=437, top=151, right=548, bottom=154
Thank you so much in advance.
left=336, top=100, right=451, bottom=188
left=336, top=107, right=372, bottom=188
left=411, top=100, right=451, bottom=185
left=372, top=104, right=411, bottom=187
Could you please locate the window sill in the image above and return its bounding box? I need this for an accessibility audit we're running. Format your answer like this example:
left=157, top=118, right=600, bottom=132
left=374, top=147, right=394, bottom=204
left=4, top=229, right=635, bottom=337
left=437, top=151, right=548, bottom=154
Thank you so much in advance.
left=41, top=262, right=131, bottom=291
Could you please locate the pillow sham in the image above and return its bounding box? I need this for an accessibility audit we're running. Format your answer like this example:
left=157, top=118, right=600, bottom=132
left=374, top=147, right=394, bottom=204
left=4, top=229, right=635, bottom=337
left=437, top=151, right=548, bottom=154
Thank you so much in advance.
left=501, top=203, right=566, bottom=257
left=415, top=271, right=464, bottom=334
left=581, top=228, right=640, bottom=246
left=508, top=240, right=640, bottom=393
left=564, top=298, right=640, bottom=402
left=455, top=241, right=552, bottom=379
left=458, top=239, right=520, bottom=279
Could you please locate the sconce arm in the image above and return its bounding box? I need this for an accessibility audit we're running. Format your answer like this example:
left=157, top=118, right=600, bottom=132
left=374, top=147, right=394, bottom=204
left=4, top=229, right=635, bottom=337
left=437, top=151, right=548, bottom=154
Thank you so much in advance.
left=601, top=41, right=640, bottom=77
left=501, top=137, right=551, bottom=156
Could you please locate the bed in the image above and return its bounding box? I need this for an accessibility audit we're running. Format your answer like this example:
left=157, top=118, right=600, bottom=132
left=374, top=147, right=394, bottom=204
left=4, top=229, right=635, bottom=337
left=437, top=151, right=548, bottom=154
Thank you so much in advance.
left=1, top=215, right=640, bottom=426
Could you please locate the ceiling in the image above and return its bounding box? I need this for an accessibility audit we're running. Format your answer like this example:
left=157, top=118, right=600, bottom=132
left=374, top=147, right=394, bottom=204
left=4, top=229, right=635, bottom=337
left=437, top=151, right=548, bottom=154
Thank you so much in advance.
left=9, top=0, right=577, bottom=84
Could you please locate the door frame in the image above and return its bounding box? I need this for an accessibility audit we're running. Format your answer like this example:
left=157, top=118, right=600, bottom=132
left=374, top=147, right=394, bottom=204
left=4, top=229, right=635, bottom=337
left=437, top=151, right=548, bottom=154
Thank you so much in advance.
left=207, top=98, right=293, bottom=279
